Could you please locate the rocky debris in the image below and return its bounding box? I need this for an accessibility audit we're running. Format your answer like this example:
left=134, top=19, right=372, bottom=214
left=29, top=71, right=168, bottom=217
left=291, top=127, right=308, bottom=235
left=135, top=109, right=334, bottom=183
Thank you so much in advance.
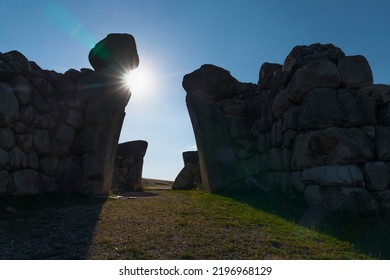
left=183, top=42, right=390, bottom=214
left=88, top=33, right=139, bottom=72
left=0, top=33, right=136, bottom=196
left=112, top=140, right=148, bottom=193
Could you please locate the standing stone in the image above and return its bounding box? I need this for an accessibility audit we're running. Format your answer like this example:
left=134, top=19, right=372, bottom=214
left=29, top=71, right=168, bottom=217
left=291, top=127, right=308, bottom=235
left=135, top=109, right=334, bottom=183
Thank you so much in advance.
left=183, top=151, right=199, bottom=165
left=362, top=161, right=389, bottom=191
left=172, top=162, right=200, bottom=190
left=89, top=33, right=139, bottom=72
left=337, top=55, right=373, bottom=88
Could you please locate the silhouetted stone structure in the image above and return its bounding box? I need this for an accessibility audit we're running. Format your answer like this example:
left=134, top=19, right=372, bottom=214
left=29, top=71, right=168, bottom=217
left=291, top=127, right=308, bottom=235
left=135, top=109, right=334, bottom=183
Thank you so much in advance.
left=172, top=151, right=201, bottom=190
left=0, top=33, right=138, bottom=195
left=183, top=43, right=390, bottom=214
left=112, top=140, right=148, bottom=192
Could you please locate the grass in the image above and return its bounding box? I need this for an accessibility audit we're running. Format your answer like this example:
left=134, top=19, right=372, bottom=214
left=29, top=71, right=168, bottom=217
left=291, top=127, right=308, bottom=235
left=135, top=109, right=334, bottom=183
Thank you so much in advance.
left=1, top=180, right=389, bottom=259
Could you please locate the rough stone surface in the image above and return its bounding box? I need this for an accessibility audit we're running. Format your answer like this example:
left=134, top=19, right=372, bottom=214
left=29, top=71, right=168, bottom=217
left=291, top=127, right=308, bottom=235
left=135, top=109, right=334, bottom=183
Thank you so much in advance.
left=337, top=55, right=373, bottom=88
left=112, top=140, right=148, bottom=192
left=376, top=126, right=390, bottom=161
left=0, top=82, right=19, bottom=127
left=89, top=33, right=139, bottom=72
left=302, top=165, right=364, bottom=187
left=304, top=185, right=378, bottom=214
left=292, top=127, right=375, bottom=170
left=362, top=161, right=389, bottom=191
left=172, top=162, right=200, bottom=190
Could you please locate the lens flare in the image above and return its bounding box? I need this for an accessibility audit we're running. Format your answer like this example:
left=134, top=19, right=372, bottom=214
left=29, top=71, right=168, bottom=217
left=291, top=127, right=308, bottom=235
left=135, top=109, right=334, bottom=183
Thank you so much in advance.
left=123, top=65, right=155, bottom=94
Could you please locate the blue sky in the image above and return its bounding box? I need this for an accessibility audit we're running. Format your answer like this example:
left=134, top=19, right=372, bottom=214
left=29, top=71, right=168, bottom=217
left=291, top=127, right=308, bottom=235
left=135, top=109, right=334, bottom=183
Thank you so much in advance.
left=1, top=0, right=389, bottom=180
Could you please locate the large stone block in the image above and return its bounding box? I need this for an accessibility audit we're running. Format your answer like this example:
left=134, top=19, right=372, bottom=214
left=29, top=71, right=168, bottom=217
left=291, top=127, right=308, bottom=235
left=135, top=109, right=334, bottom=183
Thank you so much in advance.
left=304, top=185, right=378, bottom=214
left=337, top=55, right=373, bottom=88
left=34, top=129, right=50, bottom=156
left=220, top=99, right=247, bottom=116
left=0, top=82, right=19, bottom=127
left=267, top=147, right=291, bottom=172
left=50, top=122, right=76, bottom=157
left=10, top=169, right=41, bottom=195
left=0, top=128, right=15, bottom=150
left=299, top=88, right=376, bottom=130
left=302, top=165, right=364, bottom=187
left=0, top=170, right=11, bottom=195
left=292, top=127, right=375, bottom=170
left=286, top=59, right=341, bottom=104
left=0, top=148, right=9, bottom=168
left=258, top=62, right=282, bottom=90
left=172, top=162, right=200, bottom=190
left=89, top=33, right=139, bottom=72
left=227, top=116, right=253, bottom=139
left=362, top=161, right=389, bottom=191
left=376, top=126, right=390, bottom=161
left=11, top=75, right=32, bottom=106
left=233, top=139, right=256, bottom=160
left=359, top=84, right=390, bottom=106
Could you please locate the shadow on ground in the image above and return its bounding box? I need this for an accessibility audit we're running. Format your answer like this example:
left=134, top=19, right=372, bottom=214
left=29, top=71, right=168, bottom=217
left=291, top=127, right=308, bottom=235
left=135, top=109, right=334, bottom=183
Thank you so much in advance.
left=0, top=194, right=107, bottom=259
left=220, top=188, right=390, bottom=259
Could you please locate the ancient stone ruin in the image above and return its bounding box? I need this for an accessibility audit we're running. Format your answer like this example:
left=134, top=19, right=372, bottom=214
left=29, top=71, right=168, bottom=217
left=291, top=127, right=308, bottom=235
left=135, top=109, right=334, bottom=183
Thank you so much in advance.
left=183, top=43, right=390, bottom=214
left=0, top=33, right=140, bottom=196
left=112, top=140, right=148, bottom=192
left=172, top=151, right=201, bottom=190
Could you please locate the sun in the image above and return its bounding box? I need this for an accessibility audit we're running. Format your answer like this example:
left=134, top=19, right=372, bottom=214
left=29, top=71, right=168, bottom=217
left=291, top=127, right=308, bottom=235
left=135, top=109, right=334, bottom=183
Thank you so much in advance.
left=123, top=65, right=155, bottom=93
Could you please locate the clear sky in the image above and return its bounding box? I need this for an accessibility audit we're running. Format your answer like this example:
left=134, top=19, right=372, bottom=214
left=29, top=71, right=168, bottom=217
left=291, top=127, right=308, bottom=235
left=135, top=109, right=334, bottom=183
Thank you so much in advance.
left=1, top=0, right=389, bottom=180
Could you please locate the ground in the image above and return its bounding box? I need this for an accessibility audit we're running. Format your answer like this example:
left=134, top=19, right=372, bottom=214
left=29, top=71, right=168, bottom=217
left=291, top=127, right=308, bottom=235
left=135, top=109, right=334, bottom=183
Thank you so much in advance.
left=1, top=179, right=389, bottom=259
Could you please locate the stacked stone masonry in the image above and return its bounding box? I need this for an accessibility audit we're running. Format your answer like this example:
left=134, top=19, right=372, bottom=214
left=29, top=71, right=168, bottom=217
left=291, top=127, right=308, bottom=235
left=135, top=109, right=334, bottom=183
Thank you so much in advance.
left=183, top=43, right=390, bottom=214
left=0, top=33, right=138, bottom=196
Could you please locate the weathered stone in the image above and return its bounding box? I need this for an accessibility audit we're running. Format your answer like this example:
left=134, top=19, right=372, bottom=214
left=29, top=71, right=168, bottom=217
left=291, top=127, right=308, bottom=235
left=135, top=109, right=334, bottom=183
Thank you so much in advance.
left=183, top=64, right=240, bottom=101
left=0, top=148, right=9, bottom=168
left=361, top=126, right=376, bottom=141
left=185, top=89, right=246, bottom=192
left=112, top=140, right=148, bottom=192
left=304, top=185, right=378, bottom=213
left=26, top=151, right=39, bottom=170
left=282, top=105, right=301, bottom=131
left=172, top=162, right=199, bottom=190
left=376, top=126, right=390, bottom=161
left=13, top=122, right=30, bottom=134
left=0, top=59, right=14, bottom=81
left=33, top=114, right=56, bottom=130
left=272, top=89, right=292, bottom=119
left=15, top=133, right=33, bottom=153
left=337, top=55, right=373, bottom=88
left=11, top=75, right=32, bottom=105
left=39, top=157, right=59, bottom=176
left=89, top=33, right=139, bottom=72
left=0, top=170, right=11, bottom=194
left=286, top=59, right=341, bottom=104
left=0, top=51, right=31, bottom=75
left=57, top=156, right=84, bottom=193
left=227, top=116, right=253, bottom=139
left=370, top=190, right=390, bottom=209
left=61, top=109, right=83, bottom=130
left=32, top=92, right=51, bottom=114
left=50, top=123, right=76, bottom=157
left=19, top=106, right=37, bottom=126
left=64, top=99, right=85, bottom=112
left=292, top=127, right=375, bottom=170
left=9, top=146, right=26, bottom=170
left=240, top=154, right=260, bottom=177
left=10, top=169, right=40, bottom=195
left=302, top=165, right=364, bottom=187
left=0, top=128, right=15, bottom=150
left=31, top=77, right=51, bottom=97
left=257, top=133, right=271, bottom=155
left=258, top=62, right=283, bottom=90
left=267, top=147, right=291, bottom=171
left=299, top=88, right=376, bottom=130
left=378, top=103, right=390, bottom=126
left=0, top=82, right=19, bottom=127
left=183, top=151, right=199, bottom=165
left=283, top=43, right=345, bottom=75
left=359, top=84, right=390, bottom=106
left=290, top=171, right=304, bottom=193
left=282, top=129, right=298, bottom=149
left=34, top=129, right=50, bottom=156
left=362, top=161, right=389, bottom=191
left=233, top=139, right=256, bottom=160
left=220, top=99, right=247, bottom=116
left=247, top=95, right=263, bottom=120
left=271, top=119, right=283, bottom=147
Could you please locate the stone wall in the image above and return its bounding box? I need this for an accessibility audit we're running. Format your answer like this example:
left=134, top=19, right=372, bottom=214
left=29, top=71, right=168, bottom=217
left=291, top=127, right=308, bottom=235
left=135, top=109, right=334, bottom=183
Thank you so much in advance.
left=183, top=43, right=390, bottom=214
left=0, top=33, right=138, bottom=196
left=112, top=140, right=148, bottom=193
